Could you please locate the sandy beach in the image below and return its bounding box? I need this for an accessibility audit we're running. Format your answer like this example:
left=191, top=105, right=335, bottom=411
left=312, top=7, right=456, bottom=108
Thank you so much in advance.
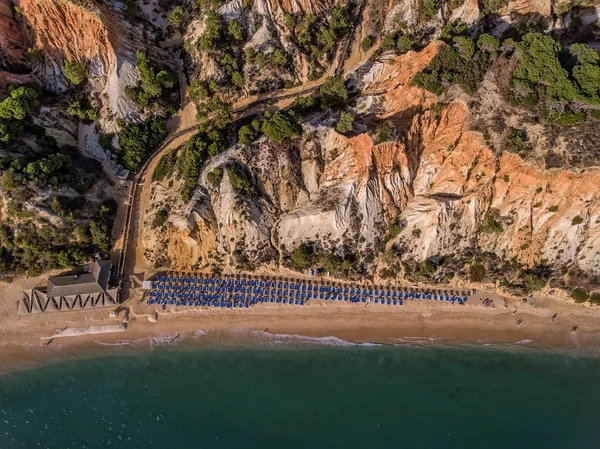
left=2, top=271, right=600, bottom=373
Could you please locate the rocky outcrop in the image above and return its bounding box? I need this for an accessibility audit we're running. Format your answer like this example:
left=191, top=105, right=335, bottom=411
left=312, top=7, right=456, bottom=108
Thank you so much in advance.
left=147, top=40, right=600, bottom=278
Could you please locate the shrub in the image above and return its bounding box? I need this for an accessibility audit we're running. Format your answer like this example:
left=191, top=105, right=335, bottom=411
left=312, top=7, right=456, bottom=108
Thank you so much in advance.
left=590, top=293, right=600, bottom=305
left=262, top=111, right=302, bottom=143
left=207, top=166, right=223, bottom=186
left=469, top=262, right=486, bottom=282
left=336, top=111, right=354, bottom=134
left=571, top=288, right=589, bottom=303
left=188, top=80, right=209, bottom=102
left=168, top=6, right=186, bottom=30
left=238, top=124, right=257, bottom=145
left=479, top=0, right=509, bottom=14
left=480, top=210, right=503, bottom=233
left=153, top=150, right=177, bottom=182
left=152, top=208, right=169, bottom=229
left=591, top=109, right=600, bottom=120
left=418, top=0, right=439, bottom=24
left=380, top=34, right=396, bottom=52
left=227, top=20, right=244, bottom=42
left=547, top=111, right=586, bottom=126
left=439, top=20, right=467, bottom=43
left=198, top=11, right=223, bottom=51
left=572, top=215, right=584, bottom=225
left=98, top=132, right=114, bottom=151
left=388, top=222, right=403, bottom=239
left=289, top=244, right=314, bottom=271
left=396, top=35, right=413, bottom=54
left=361, top=36, right=373, bottom=51
left=374, top=120, right=394, bottom=143
left=505, top=127, right=527, bottom=153
left=548, top=205, right=559, bottom=212
left=226, top=164, right=255, bottom=196
left=320, top=76, right=348, bottom=109
left=63, top=60, right=86, bottom=85
left=271, top=49, right=289, bottom=68
left=419, top=260, right=438, bottom=277
left=67, top=100, right=96, bottom=121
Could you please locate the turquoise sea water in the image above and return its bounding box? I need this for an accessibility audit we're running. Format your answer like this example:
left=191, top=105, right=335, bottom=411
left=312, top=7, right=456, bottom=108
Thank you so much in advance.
left=1, top=333, right=600, bottom=449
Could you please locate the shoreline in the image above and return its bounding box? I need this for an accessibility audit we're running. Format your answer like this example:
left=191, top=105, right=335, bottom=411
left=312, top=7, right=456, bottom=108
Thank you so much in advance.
left=2, top=293, right=600, bottom=374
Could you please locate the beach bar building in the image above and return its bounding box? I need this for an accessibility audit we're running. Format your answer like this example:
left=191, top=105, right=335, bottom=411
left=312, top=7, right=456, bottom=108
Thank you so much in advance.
left=19, top=260, right=120, bottom=314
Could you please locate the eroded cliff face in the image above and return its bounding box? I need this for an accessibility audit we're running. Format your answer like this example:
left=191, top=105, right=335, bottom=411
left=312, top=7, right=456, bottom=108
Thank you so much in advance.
left=144, top=39, right=600, bottom=280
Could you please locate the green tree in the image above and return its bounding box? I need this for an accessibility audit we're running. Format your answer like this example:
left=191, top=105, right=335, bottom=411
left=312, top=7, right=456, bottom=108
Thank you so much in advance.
left=272, top=49, right=289, bottom=68
left=477, top=33, right=499, bottom=54
left=418, top=0, right=439, bottom=23
left=328, top=3, right=351, bottom=37
left=289, top=244, right=314, bottom=271
left=568, top=43, right=600, bottom=65
left=469, top=262, right=486, bottom=282
left=207, top=166, right=224, bottom=186
left=227, top=20, right=243, bottom=42
left=118, top=118, right=167, bottom=170
left=320, top=76, right=348, bottom=109
left=89, top=219, right=111, bottom=253
left=512, top=33, right=577, bottom=103
left=572, top=63, right=600, bottom=98
left=238, top=124, right=257, bottom=145
left=196, top=97, right=232, bottom=129
left=396, top=35, right=413, bottom=54
left=380, top=34, right=396, bottom=52
left=453, top=36, right=475, bottom=59
left=63, top=60, right=86, bottom=85
left=98, top=132, right=114, bottom=151
left=336, top=111, right=354, bottom=134
left=419, top=260, right=438, bottom=277
left=181, top=126, right=226, bottom=201
left=361, top=36, right=373, bottom=50
left=198, top=11, right=223, bottom=50
left=66, top=100, right=96, bottom=121
left=262, top=111, right=302, bottom=143
left=188, top=79, right=209, bottom=102
left=571, top=288, right=589, bottom=303
left=168, top=6, right=186, bottom=30
left=226, top=164, right=255, bottom=195
left=156, top=70, right=177, bottom=88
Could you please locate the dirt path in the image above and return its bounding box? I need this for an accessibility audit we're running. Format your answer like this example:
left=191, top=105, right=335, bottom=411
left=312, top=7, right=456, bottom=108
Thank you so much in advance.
left=121, top=12, right=378, bottom=285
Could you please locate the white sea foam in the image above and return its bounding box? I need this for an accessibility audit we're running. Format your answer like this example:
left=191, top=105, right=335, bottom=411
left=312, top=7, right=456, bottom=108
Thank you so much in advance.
left=225, top=328, right=380, bottom=348
left=95, top=341, right=131, bottom=346
left=131, top=333, right=185, bottom=349
left=514, top=339, right=534, bottom=345
left=392, top=336, right=442, bottom=345
left=193, top=329, right=211, bottom=338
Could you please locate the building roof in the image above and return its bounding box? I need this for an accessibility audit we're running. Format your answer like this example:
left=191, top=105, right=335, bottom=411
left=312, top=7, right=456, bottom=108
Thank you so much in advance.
left=47, top=260, right=112, bottom=297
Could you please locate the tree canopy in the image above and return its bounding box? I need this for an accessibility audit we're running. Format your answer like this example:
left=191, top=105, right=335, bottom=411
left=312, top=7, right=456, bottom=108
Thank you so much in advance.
left=262, top=111, right=302, bottom=143
left=63, top=60, right=86, bottom=85
left=320, top=76, right=349, bottom=109
left=118, top=118, right=167, bottom=170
